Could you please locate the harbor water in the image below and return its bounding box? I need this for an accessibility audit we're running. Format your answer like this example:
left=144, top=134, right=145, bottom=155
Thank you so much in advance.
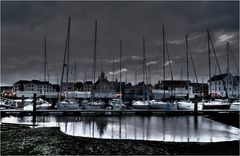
left=1, top=115, right=239, bottom=142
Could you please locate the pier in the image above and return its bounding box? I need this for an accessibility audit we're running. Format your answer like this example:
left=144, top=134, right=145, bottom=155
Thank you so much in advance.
left=1, top=109, right=239, bottom=116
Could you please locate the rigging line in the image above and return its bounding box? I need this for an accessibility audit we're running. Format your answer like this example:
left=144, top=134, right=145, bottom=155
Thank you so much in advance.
left=229, top=44, right=239, bottom=74
left=142, top=37, right=146, bottom=101
left=209, top=31, right=229, bottom=99
left=188, top=46, right=199, bottom=83
left=112, top=57, right=115, bottom=81
left=165, top=41, right=173, bottom=80
left=44, top=35, right=47, bottom=82
left=209, top=33, right=221, bottom=74
left=162, top=23, right=166, bottom=97
left=46, top=62, right=50, bottom=82
left=93, top=20, right=98, bottom=91
left=60, top=17, right=71, bottom=95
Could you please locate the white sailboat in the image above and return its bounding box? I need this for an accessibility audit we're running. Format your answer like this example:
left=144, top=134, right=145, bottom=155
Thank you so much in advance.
left=202, top=99, right=231, bottom=109
left=230, top=100, right=240, bottom=111
left=84, top=100, right=104, bottom=109
left=110, top=98, right=126, bottom=110
left=23, top=98, right=51, bottom=110
left=132, top=100, right=151, bottom=109
left=177, top=100, right=203, bottom=111
left=150, top=24, right=176, bottom=110
left=109, top=40, right=126, bottom=110
left=132, top=37, right=151, bottom=109
left=202, top=31, right=231, bottom=110
left=56, top=17, right=79, bottom=110
left=150, top=100, right=177, bottom=110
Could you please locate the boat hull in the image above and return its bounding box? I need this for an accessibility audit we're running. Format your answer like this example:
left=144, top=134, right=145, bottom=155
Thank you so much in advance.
left=132, top=101, right=150, bottom=109
left=132, top=104, right=149, bottom=109
left=56, top=103, right=80, bottom=109
left=202, top=104, right=231, bottom=109
left=202, top=100, right=231, bottom=110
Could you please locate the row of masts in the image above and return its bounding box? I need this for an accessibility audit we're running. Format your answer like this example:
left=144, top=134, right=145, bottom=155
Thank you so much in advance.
left=42, top=17, right=238, bottom=101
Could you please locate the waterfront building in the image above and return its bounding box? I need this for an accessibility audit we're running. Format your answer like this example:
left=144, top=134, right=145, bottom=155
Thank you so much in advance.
left=0, top=86, right=14, bottom=97
left=75, top=82, right=83, bottom=91
left=13, top=80, right=56, bottom=93
left=95, top=72, right=112, bottom=91
left=208, top=73, right=239, bottom=98
left=13, top=80, right=58, bottom=97
left=125, top=82, right=152, bottom=101
left=93, top=71, right=114, bottom=98
left=82, top=81, right=93, bottom=92
left=109, top=81, right=125, bottom=96
left=191, top=83, right=208, bottom=96
left=61, top=82, right=75, bottom=92
left=153, top=80, right=193, bottom=98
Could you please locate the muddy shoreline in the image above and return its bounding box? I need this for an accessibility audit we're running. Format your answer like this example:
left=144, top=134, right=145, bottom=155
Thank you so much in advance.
left=1, top=125, right=239, bottom=155
left=206, top=113, right=240, bottom=128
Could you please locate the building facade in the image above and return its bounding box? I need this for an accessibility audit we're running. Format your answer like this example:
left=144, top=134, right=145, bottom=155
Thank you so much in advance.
left=13, top=80, right=56, bottom=93
left=83, top=81, right=93, bottom=92
left=208, top=73, right=239, bottom=98
left=154, top=80, right=193, bottom=98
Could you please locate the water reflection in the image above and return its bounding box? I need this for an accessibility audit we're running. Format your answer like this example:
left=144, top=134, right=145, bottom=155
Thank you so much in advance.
left=1, top=115, right=239, bottom=142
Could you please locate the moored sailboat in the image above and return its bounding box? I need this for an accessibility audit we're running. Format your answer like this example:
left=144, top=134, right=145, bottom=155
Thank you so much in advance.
left=132, top=37, right=151, bottom=109
left=56, top=17, right=79, bottom=110
left=202, top=30, right=231, bottom=109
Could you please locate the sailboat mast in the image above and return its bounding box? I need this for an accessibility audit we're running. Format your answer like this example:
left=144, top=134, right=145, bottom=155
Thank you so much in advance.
left=112, top=57, right=115, bottom=81
left=142, top=37, right=146, bottom=101
left=74, top=61, right=76, bottom=83
left=119, top=40, right=122, bottom=100
left=125, top=70, right=127, bottom=83
left=60, top=17, right=71, bottom=96
left=229, top=44, right=239, bottom=73
left=166, top=43, right=173, bottom=81
left=185, top=35, right=190, bottom=98
left=44, top=35, right=47, bottom=82
left=148, top=64, right=151, bottom=85
left=227, top=42, right=229, bottom=94
left=162, top=23, right=166, bottom=97
left=227, top=42, right=230, bottom=73
left=207, top=29, right=211, bottom=96
left=188, top=42, right=199, bottom=83
left=135, top=69, right=137, bottom=85
left=93, top=20, right=98, bottom=91
left=66, top=17, right=71, bottom=88
left=185, top=35, right=189, bottom=83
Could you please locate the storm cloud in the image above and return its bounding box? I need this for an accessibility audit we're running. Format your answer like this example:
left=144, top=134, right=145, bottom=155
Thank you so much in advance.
left=1, top=1, right=239, bottom=86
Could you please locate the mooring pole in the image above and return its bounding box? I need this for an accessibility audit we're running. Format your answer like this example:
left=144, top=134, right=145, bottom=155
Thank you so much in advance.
left=21, top=95, right=25, bottom=108
left=193, top=95, right=198, bottom=115
left=33, top=93, right=37, bottom=126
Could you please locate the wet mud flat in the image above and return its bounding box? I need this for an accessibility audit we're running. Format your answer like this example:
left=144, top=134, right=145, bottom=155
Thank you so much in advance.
left=1, top=126, right=239, bottom=155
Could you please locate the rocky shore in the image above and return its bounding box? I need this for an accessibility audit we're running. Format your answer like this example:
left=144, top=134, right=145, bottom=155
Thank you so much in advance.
left=1, top=125, right=239, bottom=155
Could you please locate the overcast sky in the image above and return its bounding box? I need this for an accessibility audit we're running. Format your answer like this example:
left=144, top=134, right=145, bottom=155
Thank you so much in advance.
left=1, top=1, right=239, bottom=86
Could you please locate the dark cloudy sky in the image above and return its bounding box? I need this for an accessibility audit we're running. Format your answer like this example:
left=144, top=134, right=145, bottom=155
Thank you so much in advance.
left=1, top=1, right=239, bottom=86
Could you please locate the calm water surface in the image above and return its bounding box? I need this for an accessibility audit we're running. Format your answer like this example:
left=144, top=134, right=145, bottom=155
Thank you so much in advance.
left=1, top=115, right=239, bottom=142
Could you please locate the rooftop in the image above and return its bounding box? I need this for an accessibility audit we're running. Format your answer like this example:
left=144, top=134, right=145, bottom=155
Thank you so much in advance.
left=14, top=80, right=51, bottom=85
left=208, top=73, right=229, bottom=82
